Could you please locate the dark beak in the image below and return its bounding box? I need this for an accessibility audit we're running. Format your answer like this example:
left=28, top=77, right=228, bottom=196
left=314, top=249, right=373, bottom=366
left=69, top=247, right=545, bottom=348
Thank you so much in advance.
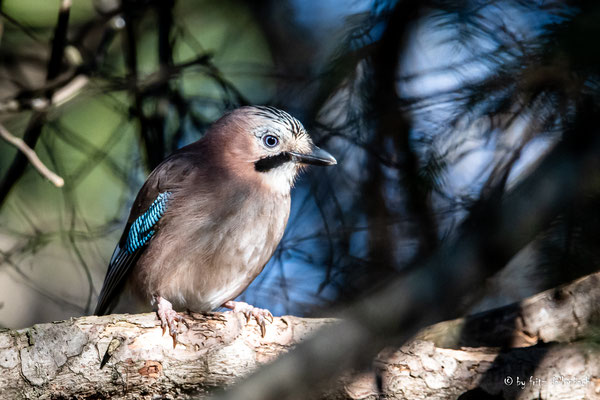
left=288, top=146, right=337, bottom=166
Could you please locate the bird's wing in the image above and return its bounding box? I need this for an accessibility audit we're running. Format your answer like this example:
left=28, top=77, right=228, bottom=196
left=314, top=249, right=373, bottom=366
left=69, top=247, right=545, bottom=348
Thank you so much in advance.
left=94, top=152, right=199, bottom=315
left=94, top=191, right=172, bottom=315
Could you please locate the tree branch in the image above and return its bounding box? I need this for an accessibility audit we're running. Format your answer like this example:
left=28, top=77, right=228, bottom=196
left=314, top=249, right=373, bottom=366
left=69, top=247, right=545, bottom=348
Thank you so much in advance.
left=0, top=313, right=336, bottom=399
left=0, top=0, right=71, bottom=206
left=0, top=124, right=64, bottom=187
left=361, top=338, right=600, bottom=399
left=1, top=271, right=600, bottom=399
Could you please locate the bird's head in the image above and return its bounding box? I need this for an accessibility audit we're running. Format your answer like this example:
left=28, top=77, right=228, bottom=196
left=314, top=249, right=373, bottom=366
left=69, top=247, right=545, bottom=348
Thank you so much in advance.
left=208, top=106, right=337, bottom=194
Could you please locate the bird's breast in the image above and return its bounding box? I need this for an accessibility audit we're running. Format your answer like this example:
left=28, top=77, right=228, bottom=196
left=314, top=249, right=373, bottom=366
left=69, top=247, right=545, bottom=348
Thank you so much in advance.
left=206, top=195, right=290, bottom=302
left=133, top=190, right=291, bottom=311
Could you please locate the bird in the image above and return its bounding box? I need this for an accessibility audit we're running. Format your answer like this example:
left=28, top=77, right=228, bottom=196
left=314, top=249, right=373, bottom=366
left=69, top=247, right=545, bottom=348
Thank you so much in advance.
left=94, top=105, right=336, bottom=341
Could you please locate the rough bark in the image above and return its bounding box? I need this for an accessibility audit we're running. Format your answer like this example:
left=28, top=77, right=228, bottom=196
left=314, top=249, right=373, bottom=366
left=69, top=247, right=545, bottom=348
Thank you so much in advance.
left=0, top=313, right=335, bottom=399
left=350, top=340, right=600, bottom=400
left=347, top=272, right=600, bottom=400
left=1, top=272, right=599, bottom=399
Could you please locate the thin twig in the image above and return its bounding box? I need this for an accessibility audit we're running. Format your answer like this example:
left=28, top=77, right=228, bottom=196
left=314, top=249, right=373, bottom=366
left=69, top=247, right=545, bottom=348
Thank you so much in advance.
left=0, top=0, right=71, bottom=207
left=0, top=124, right=64, bottom=187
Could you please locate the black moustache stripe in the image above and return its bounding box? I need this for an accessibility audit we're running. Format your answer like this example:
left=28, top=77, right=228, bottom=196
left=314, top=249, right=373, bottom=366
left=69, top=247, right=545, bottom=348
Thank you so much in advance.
left=254, top=152, right=292, bottom=172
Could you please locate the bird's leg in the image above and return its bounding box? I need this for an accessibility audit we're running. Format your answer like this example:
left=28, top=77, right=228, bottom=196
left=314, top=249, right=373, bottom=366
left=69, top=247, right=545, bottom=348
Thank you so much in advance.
left=223, top=300, right=274, bottom=336
left=154, top=295, right=188, bottom=346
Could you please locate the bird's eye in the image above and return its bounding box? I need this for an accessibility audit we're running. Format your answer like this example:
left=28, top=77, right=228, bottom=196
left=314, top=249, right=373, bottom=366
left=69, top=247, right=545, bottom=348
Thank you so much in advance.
left=263, top=135, right=279, bottom=148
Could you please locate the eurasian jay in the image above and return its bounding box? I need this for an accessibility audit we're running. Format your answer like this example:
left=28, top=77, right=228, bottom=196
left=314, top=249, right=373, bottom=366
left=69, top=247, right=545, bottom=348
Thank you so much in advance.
left=94, top=106, right=336, bottom=340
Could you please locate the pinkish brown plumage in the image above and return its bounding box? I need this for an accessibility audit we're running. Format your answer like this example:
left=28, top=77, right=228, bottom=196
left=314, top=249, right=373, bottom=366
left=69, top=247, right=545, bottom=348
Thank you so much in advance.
left=94, top=106, right=336, bottom=341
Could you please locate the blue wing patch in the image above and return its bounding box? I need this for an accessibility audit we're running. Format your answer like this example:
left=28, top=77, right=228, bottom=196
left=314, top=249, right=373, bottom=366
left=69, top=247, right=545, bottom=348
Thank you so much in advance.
left=125, top=191, right=172, bottom=253
left=95, top=191, right=172, bottom=316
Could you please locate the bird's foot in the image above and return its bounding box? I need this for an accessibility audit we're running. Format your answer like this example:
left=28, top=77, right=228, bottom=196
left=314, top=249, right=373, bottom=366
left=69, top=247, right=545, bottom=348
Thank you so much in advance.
left=155, top=296, right=188, bottom=347
left=223, top=300, right=273, bottom=337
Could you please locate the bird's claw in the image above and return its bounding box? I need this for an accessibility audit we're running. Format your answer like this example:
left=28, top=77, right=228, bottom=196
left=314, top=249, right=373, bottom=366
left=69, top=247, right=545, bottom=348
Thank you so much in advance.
left=156, top=296, right=187, bottom=347
left=223, top=301, right=273, bottom=337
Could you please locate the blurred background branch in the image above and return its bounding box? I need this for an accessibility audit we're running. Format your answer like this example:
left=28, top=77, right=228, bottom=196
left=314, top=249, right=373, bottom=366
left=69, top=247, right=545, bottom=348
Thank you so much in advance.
left=0, top=0, right=71, bottom=207
left=0, top=123, right=64, bottom=187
